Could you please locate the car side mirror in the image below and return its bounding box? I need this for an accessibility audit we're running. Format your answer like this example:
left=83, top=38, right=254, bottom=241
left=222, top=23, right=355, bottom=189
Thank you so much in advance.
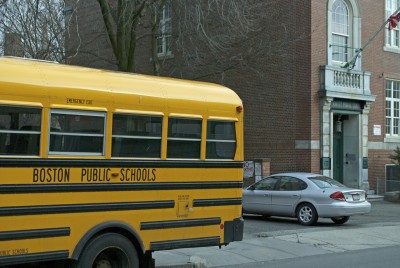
left=248, top=185, right=255, bottom=191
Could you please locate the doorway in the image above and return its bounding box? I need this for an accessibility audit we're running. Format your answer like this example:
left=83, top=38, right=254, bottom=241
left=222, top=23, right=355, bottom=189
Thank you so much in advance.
left=333, top=114, right=343, bottom=183
left=332, top=113, right=360, bottom=188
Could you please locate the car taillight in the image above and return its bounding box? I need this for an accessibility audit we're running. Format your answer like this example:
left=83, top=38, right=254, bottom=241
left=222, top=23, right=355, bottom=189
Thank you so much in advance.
left=330, top=191, right=346, bottom=201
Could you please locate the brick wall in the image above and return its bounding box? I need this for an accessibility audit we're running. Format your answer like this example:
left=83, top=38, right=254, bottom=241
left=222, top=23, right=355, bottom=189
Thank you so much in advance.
left=64, top=0, right=400, bottom=189
left=360, top=0, right=400, bottom=191
left=64, top=0, right=319, bottom=174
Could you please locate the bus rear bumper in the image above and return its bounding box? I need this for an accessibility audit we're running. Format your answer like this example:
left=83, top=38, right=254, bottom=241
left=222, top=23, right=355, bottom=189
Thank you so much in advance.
left=223, top=217, right=244, bottom=244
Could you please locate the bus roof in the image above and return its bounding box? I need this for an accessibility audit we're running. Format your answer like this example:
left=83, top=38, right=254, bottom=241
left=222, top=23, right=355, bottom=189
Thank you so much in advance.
left=0, top=57, right=242, bottom=115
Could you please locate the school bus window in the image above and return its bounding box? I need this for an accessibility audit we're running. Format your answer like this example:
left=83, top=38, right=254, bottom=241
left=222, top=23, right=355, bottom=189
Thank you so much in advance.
left=167, top=117, right=202, bottom=159
left=206, top=121, right=236, bottom=159
left=49, top=110, right=105, bottom=155
left=112, top=114, right=162, bottom=158
left=0, top=105, right=41, bottom=156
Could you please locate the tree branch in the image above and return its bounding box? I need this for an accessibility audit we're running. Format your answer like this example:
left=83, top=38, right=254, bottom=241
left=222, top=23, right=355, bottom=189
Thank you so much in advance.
left=97, top=0, right=118, bottom=57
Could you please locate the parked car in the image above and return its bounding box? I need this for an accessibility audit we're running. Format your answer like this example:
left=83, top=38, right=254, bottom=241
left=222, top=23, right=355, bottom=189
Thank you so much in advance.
left=242, top=172, right=371, bottom=225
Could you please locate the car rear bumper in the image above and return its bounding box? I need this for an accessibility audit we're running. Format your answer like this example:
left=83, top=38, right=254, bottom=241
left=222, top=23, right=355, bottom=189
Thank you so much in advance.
left=316, top=201, right=371, bottom=217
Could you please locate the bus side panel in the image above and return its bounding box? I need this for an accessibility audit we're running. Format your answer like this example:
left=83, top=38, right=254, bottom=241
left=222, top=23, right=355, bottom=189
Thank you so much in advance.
left=0, top=163, right=242, bottom=263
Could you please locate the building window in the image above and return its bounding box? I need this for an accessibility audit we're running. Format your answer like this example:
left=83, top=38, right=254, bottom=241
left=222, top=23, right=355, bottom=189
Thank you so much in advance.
left=157, top=3, right=172, bottom=56
left=331, top=0, right=350, bottom=63
left=386, top=80, right=400, bottom=136
left=386, top=0, right=400, bottom=50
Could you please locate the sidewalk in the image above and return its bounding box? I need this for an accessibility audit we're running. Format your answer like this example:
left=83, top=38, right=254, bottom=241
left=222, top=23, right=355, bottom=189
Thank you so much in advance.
left=153, top=222, right=400, bottom=268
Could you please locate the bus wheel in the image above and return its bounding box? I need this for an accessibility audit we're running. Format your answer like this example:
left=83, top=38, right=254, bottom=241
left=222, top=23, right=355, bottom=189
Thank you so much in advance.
left=76, top=233, right=139, bottom=268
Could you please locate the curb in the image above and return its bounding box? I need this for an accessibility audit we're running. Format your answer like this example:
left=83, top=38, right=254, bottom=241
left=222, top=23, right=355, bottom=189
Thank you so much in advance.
left=156, top=256, right=206, bottom=268
left=368, top=195, right=384, bottom=202
left=156, top=263, right=205, bottom=268
left=156, top=265, right=197, bottom=268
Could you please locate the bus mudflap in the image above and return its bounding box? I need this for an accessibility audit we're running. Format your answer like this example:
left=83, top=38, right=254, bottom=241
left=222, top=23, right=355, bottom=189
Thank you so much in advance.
left=223, top=217, right=244, bottom=244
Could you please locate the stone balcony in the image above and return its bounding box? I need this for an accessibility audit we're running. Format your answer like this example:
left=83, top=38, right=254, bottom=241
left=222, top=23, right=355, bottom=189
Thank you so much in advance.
left=319, top=65, right=375, bottom=102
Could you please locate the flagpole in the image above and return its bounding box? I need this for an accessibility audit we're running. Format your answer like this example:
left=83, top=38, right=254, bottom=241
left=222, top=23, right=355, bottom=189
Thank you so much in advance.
left=342, top=7, right=400, bottom=70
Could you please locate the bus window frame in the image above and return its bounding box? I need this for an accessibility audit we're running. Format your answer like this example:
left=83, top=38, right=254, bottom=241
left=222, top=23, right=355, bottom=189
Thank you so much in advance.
left=111, top=112, right=163, bottom=159
left=0, top=104, right=42, bottom=156
left=167, top=114, right=203, bottom=160
left=206, top=120, right=237, bottom=160
left=48, top=109, right=107, bottom=156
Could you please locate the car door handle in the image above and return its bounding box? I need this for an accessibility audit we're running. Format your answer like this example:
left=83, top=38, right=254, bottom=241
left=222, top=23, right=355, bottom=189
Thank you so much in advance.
left=263, top=194, right=269, bottom=197
left=292, top=194, right=299, bottom=197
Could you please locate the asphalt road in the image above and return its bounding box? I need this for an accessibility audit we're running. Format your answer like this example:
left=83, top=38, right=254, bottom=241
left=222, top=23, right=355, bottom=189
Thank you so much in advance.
left=242, top=200, right=400, bottom=238
left=215, top=200, right=400, bottom=268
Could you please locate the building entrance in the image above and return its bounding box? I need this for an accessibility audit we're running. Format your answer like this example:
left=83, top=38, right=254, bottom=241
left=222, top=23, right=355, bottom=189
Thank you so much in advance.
left=332, top=113, right=360, bottom=188
left=333, top=114, right=343, bottom=183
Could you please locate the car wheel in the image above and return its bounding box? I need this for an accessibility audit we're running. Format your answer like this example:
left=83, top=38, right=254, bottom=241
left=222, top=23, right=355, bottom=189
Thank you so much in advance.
left=296, top=203, right=318, bottom=226
left=331, top=216, right=350, bottom=224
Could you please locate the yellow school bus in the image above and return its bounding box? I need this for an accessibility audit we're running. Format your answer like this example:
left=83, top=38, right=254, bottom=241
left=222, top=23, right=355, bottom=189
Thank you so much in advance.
left=0, top=57, right=244, bottom=267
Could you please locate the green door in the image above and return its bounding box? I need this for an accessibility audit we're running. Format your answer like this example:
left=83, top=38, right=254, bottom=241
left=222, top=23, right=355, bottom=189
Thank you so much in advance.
left=333, top=116, right=343, bottom=183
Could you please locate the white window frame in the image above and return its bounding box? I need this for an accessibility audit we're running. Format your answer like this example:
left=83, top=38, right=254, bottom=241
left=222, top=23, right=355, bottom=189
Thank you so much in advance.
left=49, top=109, right=106, bottom=156
left=332, top=0, right=350, bottom=63
left=327, top=0, right=361, bottom=69
left=385, top=0, right=400, bottom=53
left=386, top=80, right=400, bottom=136
left=157, top=3, right=172, bottom=57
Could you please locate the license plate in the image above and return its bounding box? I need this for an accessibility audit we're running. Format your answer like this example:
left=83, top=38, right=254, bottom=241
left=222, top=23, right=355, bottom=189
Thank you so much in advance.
left=352, top=194, right=360, bottom=201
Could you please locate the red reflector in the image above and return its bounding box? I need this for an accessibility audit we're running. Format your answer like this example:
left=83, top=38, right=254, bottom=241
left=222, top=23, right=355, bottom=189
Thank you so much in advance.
left=236, top=106, right=243, bottom=112
left=220, top=224, right=224, bottom=230
left=330, top=191, right=346, bottom=201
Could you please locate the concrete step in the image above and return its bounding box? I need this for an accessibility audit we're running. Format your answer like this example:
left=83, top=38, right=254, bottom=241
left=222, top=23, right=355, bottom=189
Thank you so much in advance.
left=383, top=191, right=400, bottom=203
left=367, top=194, right=384, bottom=202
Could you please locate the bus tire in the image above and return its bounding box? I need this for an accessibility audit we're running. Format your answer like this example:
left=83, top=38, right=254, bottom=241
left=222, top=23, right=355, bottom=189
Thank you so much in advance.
left=76, top=233, right=139, bottom=268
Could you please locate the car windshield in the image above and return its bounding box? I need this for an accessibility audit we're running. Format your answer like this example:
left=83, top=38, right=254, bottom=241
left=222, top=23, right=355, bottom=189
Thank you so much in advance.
left=309, top=176, right=345, bottom=189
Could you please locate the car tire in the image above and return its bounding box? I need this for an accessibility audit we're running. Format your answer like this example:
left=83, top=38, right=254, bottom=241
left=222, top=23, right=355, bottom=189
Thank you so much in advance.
left=331, top=216, right=350, bottom=224
left=296, top=203, right=318, bottom=226
left=76, top=233, right=139, bottom=268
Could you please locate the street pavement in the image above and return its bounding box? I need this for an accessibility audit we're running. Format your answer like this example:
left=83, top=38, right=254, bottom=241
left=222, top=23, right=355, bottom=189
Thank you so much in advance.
left=153, top=198, right=400, bottom=268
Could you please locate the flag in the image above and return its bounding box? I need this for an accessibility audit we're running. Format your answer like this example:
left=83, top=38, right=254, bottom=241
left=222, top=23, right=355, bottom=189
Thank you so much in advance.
left=388, top=12, right=400, bottom=30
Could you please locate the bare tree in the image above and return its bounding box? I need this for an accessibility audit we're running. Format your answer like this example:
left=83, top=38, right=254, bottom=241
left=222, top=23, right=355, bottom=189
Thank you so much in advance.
left=96, top=0, right=144, bottom=72
left=0, top=0, right=66, bottom=62
left=172, top=0, right=304, bottom=81
left=0, top=0, right=6, bottom=56
left=66, top=0, right=170, bottom=73
left=66, top=0, right=305, bottom=80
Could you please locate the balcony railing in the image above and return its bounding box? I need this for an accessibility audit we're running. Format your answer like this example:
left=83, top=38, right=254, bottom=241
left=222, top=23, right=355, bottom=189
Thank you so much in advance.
left=320, top=65, right=374, bottom=101
left=334, top=71, right=361, bottom=88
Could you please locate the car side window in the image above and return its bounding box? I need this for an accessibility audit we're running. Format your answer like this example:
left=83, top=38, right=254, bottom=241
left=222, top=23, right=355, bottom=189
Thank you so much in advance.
left=297, top=179, right=308, bottom=190
left=253, top=177, right=279, bottom=191
left=276, top=176, right=307, bottom=191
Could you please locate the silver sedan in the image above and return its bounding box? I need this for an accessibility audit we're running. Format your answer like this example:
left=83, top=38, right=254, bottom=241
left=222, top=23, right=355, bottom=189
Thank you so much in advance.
left=242, top=172, right=371, bottom=225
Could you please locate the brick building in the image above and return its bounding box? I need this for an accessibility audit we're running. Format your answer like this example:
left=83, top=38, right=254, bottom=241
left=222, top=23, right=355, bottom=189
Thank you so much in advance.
left=65, top=0, right=400, bottom=193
